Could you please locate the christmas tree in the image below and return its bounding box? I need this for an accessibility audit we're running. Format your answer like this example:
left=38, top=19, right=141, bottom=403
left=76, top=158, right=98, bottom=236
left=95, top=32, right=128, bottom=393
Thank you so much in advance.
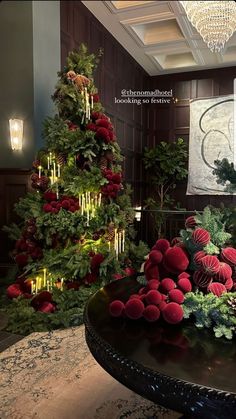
left=4, top=45, right=148, bottom=329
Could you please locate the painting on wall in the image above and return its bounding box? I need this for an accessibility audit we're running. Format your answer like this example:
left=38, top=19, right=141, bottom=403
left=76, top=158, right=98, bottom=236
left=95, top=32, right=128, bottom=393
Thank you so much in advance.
left=187, top=94, right=234, bottom=195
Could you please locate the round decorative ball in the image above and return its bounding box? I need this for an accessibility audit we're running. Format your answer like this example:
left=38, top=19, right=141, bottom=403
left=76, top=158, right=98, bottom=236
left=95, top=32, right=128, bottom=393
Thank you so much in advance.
left=7, top=284, right=23, bottom=299
left=160, top=278, right=176, bottom=293
left=207, top=282, right=227, bottom=297
left=149, top=250, right=163, bottom=264
left=168, top=289, right=185, bottom=304
left=162, top=302, right=184, bottom=324
left=221, top=247, right=236, bottom=266
left=125, top=298, right=144, bottom=320
left=201, top=255, right=220, bottom=275
left=193, top=251, right=206, bottom=268
left=153, top=239, right=170, bottom=254
left=147, top=279, right=160, bottom=290
left=177, top=277, right=192, bottom=293
left=143, top=305, right=160, bottom=322
left=109, top=300, right=125, bottom=317
left=145, top=290, right=162, bottom=305
left=192, top=228, right=210, bottom=246
left=163, top=247, right=189, bottom=274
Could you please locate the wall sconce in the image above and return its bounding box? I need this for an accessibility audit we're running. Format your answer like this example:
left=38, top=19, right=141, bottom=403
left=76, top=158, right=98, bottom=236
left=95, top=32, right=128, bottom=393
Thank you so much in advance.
left=134, top=206, right=142, bottom=222
left=9, top=119, right=23, bottom=151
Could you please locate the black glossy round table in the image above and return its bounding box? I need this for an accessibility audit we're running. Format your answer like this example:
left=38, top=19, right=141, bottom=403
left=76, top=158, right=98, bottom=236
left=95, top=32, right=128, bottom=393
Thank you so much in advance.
left=84, top=277, right=236, bottom=419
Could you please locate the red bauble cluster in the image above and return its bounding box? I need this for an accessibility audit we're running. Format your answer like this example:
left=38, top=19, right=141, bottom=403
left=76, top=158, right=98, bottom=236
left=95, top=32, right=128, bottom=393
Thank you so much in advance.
left=109, top=274, right=188, bottom=324
left=66, top=120, right=78, bottom=131
left=192, top=248, right=235, bottom=295
left=14, top=218, right=43, bottom=267
left=31, top=173, right=49, bottom=192
left=42, top=192, right=80, bottom=214
left=101, top=169, right=122, bottom=198
left=86, top=112, right=115, bottom=143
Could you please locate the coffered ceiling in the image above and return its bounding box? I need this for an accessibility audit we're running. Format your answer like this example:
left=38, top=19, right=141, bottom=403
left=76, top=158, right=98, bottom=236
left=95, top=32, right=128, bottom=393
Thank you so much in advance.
left=82, top=0, right=236, bottom=75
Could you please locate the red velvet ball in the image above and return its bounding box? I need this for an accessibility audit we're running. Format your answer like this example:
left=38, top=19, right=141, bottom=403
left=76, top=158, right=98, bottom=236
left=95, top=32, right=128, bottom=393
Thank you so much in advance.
left=86, top=122, right=97, bottom=132
left=193, top=251, right=206, bottom=268
left=145, top=290, right=162, bottom=305
left=61, top=200, right=70, bottom=209
left=125, top=299, right=144, bottom=319
left=92, top=94, right=100, bottom=103
left=96, top=118, right=110, bottom=129
left=192, top=228, right=210, bottom=246
left=225, top=277, right=233, bottom=291
left=177, top=277, right=192, bottom=293
left=147, top=279, right=160, bottom=290
left=168, top=289, right=185, bottom=304
left=178, top=272, right=190, bottom=280
left=91, top=111, right=102, bottom=121
left=7, top=284, right=23, bottom=299
left=43, top=203, right=53, bottom=213
left=43, top=191, right=57, bottom=202
left=143, top=305, right=160, bottom=322
left=154, top=239, right=170, bottom=254
left=215, top=262, right=232, bottom=283
left=123, top=267, right=136, bottom=277
left=162, top=302, right=184, bottom=324
left=221, top=247, right=236, bottom=266
left=163, top=247, right=189, bottom=274
left=185, top=216, right=197, bottom=229
left=95, top=127, right=110, bottom=142
left=201, top=255, right=220, bottom=275
left=158, top=300, right=167, bottom=311
left=16, top=238, right=28, bottom=252
left=38, top=302, right=56, bottom=313
left=160, top=278, right=176, bottom=293
left=15, top=253, right=29, bottom=267
left=31, top=291, right=52, bottom=309
left=207, top=282, right=227, bottom=297
left=149, top=250, right=163, bottom=264
left=91, top=253, right=104, bottom=271
left=193, top=270, right=213, bottom=288
left=145, top=263, right=160, bottom=281
left=109, top=300, right=125, bottom=317
left=129, top=294, right=140, bottom=300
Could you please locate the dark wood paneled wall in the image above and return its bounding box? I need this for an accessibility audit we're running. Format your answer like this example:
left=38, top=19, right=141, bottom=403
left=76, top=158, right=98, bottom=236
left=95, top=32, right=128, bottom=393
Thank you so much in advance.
left=146, top=67, right=236, bottom=210
left=61, top=1, right=148, bottom=206
left=0, top=170, right=31, bottom=274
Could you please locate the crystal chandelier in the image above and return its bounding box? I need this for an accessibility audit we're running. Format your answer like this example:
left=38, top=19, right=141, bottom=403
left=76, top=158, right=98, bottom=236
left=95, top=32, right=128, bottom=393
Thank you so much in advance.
left=180, top=1, right=236, bottom=53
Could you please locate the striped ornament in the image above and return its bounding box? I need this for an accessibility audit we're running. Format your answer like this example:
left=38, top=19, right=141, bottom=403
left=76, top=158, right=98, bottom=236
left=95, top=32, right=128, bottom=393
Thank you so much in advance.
left=201, top=255, right=220, bottom=275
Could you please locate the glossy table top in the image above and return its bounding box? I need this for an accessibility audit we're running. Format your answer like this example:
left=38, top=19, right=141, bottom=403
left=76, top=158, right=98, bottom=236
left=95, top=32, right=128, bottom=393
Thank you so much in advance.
left=84, top=277, right=236, bottom=418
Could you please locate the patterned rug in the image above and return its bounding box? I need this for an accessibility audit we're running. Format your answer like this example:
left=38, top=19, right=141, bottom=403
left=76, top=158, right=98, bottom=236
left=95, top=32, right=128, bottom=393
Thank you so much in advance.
left=0, top=325, right=181, bottom=419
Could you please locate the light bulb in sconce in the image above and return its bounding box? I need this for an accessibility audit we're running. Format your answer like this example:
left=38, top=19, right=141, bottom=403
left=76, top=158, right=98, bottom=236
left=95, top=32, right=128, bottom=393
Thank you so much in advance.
left=9, top=119, right=23, bottom=151
left=134, top=206, right=142, bottom=222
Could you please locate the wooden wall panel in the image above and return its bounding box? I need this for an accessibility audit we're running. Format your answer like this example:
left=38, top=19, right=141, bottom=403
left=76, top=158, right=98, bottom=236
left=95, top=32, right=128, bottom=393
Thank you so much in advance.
left=0, top=170, right=31, bottom=273
left=148, top=66, right=236, bottom=211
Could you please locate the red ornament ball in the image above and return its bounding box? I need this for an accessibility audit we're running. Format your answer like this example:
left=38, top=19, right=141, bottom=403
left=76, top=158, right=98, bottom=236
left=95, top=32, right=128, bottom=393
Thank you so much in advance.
left=225, top=277, right=233, bottom=291
left=177, top=277, right=192, bottom=293
left=178, top=272, right=190, bottom=280
left=168, top=289, right=185, bottom=304
left=163, top=247, right=189, bottom=274
left=159, top=300, right=167, bottom=311
left=7, top=283, right=23, bottom=299
left=15, top=253, right=29, bottom=267
left=201, top=255, right=220, bottom=275
left=149, top=250, right=163, bottom=264
left=185, top=216, right=197, bottom=229
left=38, top=302, right=56, bottom=313
left=143, top=305, right=160, bottom=322
left=153, top=239, right=170, bottom=254
left=193, top=270, right=213, bottom=288
left=221, top=247, right=236, bottom=266
left=147, top=279, right=160, bottom=291
left=145, top=290, right=162, bottom=305
left=215, top=262, right=232, bottom=283
left=109, top=300, right=125, bottom=317
left=192, top=228, right=210, bottom=246
left=162, top=302, right=184, bottom=324
left=193, top=251, right=206, bottom=268
left=160, top=278, right=176, bottom=293
left=129, top=294, right=141, bottom=300
left=207, top=282, right=227, bottom=297
left=125, top=299, right=144, bottom=320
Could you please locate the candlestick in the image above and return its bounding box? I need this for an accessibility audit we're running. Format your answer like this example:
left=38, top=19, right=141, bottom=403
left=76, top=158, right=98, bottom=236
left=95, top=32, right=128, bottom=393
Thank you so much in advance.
left=49, top=152, right=52, bottom=165
left=47, top=156, right=50, bottom=170
left=38, top=166, right=42, bottom=179
left=108, top=241, right=111, bottom=252
left=47, top=280, right=50, bottom=292
left=98, top=193, right=101, bottom=207
left=91, top=95, right=93, bottom=109
left=57, top=164, right=60, bottom=178
left=31, top=280, right=33, bottom=295
left=61, top=278, right=64, bottom=291
left=43, top=268, right=46, bottom=287
left=122, top=230, right=125, bottom=252
left=53, top=162, right=56, bottom=181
